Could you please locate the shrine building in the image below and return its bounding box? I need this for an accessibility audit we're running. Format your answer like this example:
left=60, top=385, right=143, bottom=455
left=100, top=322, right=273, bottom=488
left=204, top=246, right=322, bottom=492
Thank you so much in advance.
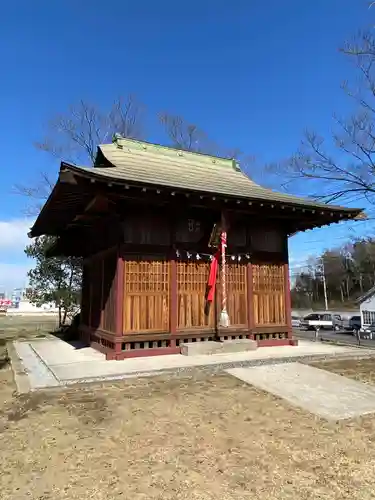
left=29, top=136, right=364, bottom=359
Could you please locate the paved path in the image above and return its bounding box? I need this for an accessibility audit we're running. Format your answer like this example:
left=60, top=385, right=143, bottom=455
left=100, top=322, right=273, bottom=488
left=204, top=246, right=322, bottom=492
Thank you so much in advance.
left=13, top=342, right=60, bottom=390
left=227, top=363, right=375, bottom=420
left=294, top=329, right=375, bottom=348
left=9, top=337, right=375, bottom=392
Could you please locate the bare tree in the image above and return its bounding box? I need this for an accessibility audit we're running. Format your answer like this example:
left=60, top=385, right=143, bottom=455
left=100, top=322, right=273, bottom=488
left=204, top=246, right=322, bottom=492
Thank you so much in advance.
left=159, top=112, right=257, bottom=180
left=16, top=95, right=145, bottom=213
left=19, top=95, right=146, bottom=325
left=36, top=94, right=145, bottom=165
left=277, top=25, right=375, bottom=206
left=159, top=112, right=217, bottom=154
left=291, top=236, right=375, bottom=308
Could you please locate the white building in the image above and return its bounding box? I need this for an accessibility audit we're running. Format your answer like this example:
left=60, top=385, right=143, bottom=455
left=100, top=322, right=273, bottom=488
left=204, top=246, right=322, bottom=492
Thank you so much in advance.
left=358, top=286, right=375, bottom=327
left=6, top=287, right=59, bottom=315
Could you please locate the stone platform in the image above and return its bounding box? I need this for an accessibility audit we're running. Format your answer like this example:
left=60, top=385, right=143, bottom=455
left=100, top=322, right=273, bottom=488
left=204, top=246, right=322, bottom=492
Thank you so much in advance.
left=180, top=339, right=257, bottom=356
left=9, top=337, right=375, bottom=393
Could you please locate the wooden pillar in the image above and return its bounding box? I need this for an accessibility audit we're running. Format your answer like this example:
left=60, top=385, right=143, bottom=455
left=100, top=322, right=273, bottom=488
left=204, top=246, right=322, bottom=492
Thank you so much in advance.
left=169, top=258, right=177, bottom=347
left=115, top=250, right=125, bottom=353
left=247, top=262, right=254, bottom=339
left=284, top=263, right=293, bottom=339
left=99, top=257, right=105, bottom=330
left=80, top=263, right=90, bottom=344
left=86, top=262, right=92, bottom=329
left=81, top=263, right=88, bottom=326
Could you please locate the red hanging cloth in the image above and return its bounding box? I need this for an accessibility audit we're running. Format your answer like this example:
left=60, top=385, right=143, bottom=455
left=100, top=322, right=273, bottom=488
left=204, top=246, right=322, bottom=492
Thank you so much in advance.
left=206, top=249, right=220, bottom=303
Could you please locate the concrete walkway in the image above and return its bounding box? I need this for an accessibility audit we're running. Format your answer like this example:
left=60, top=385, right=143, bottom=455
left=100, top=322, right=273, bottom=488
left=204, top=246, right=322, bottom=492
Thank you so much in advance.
left=10, top=337, right=375, bottom=392
left=12, top=341, right=60, bottom=390
left=227, top=363, right=375, bottom=420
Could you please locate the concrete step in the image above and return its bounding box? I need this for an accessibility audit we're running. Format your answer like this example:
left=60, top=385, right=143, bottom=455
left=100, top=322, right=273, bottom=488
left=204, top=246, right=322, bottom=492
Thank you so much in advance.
left=180, top=339, right=258, bottom=356
left=222, top=338, right=258, bottom=353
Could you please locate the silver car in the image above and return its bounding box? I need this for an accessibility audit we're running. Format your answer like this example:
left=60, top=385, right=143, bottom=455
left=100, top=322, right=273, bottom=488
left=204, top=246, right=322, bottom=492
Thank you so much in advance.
left=291, top=316, right=301, bottom=328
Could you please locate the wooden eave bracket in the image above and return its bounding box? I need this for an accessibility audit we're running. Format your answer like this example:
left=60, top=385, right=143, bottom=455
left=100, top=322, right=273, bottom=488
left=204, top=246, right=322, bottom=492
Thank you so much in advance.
left=70, top=195, right=116, bottom=224
left=353, top=211, right=367, bottom=221
left=84, top=194, right=114, bottom=214
left=287, top=209, right=365, bottom=237
left=59, top=169, right=78, bottom=185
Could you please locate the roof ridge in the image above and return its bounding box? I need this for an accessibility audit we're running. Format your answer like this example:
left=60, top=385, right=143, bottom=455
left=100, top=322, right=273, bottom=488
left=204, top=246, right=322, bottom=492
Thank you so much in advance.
left=109, top=135, right=240, bottom=170
left=357, top=284, right=375, bottom=304
left=99, top=144, right=246, bottom=172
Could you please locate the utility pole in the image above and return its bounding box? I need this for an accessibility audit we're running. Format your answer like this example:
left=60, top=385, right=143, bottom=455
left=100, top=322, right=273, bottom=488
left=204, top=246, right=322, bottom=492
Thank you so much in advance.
left=316, top=258, right=328, bottom=311
left=322, top=260, right=328, bottom=311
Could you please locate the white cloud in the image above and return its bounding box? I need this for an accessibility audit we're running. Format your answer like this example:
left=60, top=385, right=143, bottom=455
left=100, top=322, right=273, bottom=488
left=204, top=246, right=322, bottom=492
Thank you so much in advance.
left=0, top=263, right=31, bottom=293
left=0, top=219, right=35, bottom=293
left=0, top=219, right=33, bottom=250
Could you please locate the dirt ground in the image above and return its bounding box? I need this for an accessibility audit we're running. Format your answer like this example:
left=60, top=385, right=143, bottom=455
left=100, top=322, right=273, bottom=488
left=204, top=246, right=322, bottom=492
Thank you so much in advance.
left=2, top=318, right=375, bottom=499
left=0, top=315, right=58, bottom=370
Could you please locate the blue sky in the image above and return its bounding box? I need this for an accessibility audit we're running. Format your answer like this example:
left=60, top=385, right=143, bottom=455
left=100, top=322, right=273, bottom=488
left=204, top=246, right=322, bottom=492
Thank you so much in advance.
left=0, top=0, right=373, bottom=292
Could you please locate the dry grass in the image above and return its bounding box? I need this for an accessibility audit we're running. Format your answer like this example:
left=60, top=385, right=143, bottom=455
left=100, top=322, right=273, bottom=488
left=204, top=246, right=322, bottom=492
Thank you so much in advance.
left=2, top=318, right=375, bottom=498
left=311, top=357, right=375, bottom=385
left=0, top=315, right=58, bottom=366
left=0, top=315, right=58, bottom=341
left=1, top=363, right=375, bottom=499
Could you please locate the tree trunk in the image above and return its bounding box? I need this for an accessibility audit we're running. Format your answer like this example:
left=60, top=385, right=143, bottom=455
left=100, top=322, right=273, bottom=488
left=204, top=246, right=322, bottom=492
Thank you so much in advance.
left=62, top=308, right=68, bottom=326
left=58, top=305, right=62, bottom=328
left=314, top=280, right=319, bottom=302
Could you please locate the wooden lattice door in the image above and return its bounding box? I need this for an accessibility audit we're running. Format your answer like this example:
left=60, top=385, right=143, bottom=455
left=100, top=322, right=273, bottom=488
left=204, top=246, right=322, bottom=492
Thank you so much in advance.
left=252, top=264, right=286, bottom=326
left=226, top=263, right=248, bottom=327
left=177, top=261, right=215, bottom=330
left=123, top=257, right=170, bottom=333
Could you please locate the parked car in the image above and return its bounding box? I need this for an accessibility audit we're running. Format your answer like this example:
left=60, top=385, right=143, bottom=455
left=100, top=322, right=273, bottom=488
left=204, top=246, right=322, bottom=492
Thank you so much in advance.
left=300, top=313, right=328, bottom=331
left=358, top=322, right=375, bottom=339
left=347, top=315, right=361, bottom=334
left=291, top=316, right=301, bottom=328
left=300, top=313, right=343, bottom=331
left=332, top=314, right=344, bottom=331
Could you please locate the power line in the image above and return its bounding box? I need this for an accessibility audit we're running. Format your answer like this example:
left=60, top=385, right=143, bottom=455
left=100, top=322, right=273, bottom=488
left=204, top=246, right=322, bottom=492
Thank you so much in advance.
left=289, top=271, right=375, bottom=278
left=289, top=233, right=375, bottom=257
left=290, top=234, right=358, bottom=245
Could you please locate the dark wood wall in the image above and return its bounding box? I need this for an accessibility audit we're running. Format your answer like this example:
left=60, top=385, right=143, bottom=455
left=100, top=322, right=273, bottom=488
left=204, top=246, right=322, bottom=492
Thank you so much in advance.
left=82, top=250, right=118, bottom=334
left=81, top=206, right=290, bottom=345
left=120, top=205, right=287, bottom=255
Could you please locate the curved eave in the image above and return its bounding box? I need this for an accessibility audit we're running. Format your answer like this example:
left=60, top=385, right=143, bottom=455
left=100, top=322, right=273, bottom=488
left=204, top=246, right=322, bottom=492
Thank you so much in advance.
left=29, top=165, right=95, bottom=238
left=66, top=162, right=365, bottom=222
left=29, top=162, right=366, bottom=239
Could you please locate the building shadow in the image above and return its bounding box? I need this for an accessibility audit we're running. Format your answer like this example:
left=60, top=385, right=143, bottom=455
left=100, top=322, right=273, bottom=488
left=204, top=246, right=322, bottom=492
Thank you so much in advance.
left=49, top=314, right=86, bottom=349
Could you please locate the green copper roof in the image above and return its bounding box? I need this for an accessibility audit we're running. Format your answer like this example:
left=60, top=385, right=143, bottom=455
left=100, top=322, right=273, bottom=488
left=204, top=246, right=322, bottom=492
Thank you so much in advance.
left=70, top=136, right=363, bottom=213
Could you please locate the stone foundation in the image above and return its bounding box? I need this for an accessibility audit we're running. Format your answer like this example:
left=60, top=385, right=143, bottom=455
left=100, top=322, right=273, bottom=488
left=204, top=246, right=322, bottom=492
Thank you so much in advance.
left=180, top=339, right=258, bottom=356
